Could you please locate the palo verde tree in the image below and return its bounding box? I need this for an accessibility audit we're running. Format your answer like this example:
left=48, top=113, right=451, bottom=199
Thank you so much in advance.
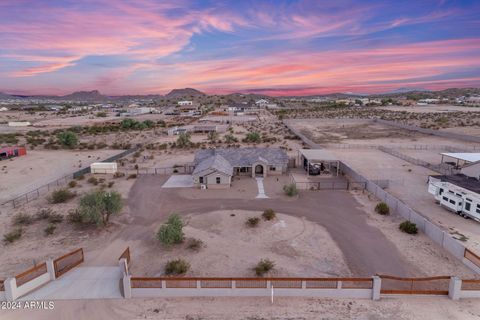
left=78, top=190, right=123, bottom=227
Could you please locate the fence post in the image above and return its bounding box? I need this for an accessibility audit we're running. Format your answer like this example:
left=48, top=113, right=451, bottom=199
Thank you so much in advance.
left=232, top=280, right=236, bottom=289
left=123, top=274, right=132, bottom=299
left=372, top=276, right=381, bottom=301
left=46, top=259, right=56, bottom=280
left=196, top=280, right=201, bottom=289
left=448, top=277, right=461, bottom=300
left=161, top=280, right=166, bottom=289
left=336, top=281, right=342, bottom=289
left=4, top=277, right=17, bottom=301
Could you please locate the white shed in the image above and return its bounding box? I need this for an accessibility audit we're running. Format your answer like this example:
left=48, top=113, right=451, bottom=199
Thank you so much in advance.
left=90, top=162, right=118, bottom=174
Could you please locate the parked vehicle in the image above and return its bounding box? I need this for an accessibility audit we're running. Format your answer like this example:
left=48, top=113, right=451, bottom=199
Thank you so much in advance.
left=428, top=177, right=480, bottom=221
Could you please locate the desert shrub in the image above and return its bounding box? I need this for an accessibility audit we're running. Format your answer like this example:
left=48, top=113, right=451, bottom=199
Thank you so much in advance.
left=157, top=214, right=184, bottom=245
left=3, top=228, right=23, bottom=244
left=224, top=134, right=238, bottom=143
left=36, top=208, right=54, bottom=220
left=67, top=209, right=83, bottom=224
left=49, top=188, right=76, bottom=204
left=44, top=223, right=56, bottom=236
left=254, top=259, right=275, bottom=276
left=262, top=209, right=276, bottom=221
left=165, top=259, right=190, bottom=275
left=246, top=217, right=260, bottom=227
left=47, top=212, right=64, bottom=224
left=96, top=111, right=107, bottom=117
left=127, top=174, right=137, bottom=180
left=57, top=131, right=78, bottom=148
left=113, top=172, right=125, bottom=178
left=76, top=174, right=85, bottom=180
left=78, top=190, right=123, bottom=227
left=399, top=221, right=418, bottom=234
left=176, top=132, right=192, bottom=148
left=283, top=183, right=298, bottom=197
left=375, top=202, right=390, bottom=215
left=186, top=238, right=204, bottom=251
left=108, top=181, right=114, bottom=188
left=68, top=180, right=77, bottom=188
left=244, top=132, right=261, bottom=143
left=87, top=176, right=98, bottom=185
left=13, top=212, right=33, bottom=225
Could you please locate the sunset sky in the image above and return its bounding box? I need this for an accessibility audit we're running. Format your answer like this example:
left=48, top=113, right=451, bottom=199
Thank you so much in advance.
left=0, top=0, right=479, bottom=96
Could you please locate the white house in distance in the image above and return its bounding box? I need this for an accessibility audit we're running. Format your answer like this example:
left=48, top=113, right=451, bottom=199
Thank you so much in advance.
left=178, top=100, right=193, bottom=106
left=192, top=148, right=288, bottom=189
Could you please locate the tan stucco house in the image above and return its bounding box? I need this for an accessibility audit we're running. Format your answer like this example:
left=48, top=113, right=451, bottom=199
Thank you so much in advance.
left=192, top=148, right=288, bottom=188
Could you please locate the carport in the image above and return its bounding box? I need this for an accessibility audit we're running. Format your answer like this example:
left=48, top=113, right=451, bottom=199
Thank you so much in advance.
left=298, top=149, right=340, bottom=176
left=440, top=152, right=480, bottom=167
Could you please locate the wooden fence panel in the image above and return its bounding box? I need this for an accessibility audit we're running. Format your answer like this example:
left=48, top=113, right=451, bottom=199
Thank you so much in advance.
left=201, top=279, right=232, bottom=288
left=0, top=279, right=4, bottom=291
left=131, top=278, right=162, bottom=288
left=461, top=279, right=480, bottom=291
left=15, top=263, right=47, bottom=287
left=53, top=248, right=84, bottom=278
left=379, top=275, right=450, bottom=295
left=235, top=279, right=268, bottom=288
left=465, top=249, right=480, bottom=268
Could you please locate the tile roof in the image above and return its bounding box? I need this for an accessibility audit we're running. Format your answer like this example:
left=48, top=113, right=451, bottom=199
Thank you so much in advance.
left=194, top=148, right=288, bottom=170
left=192, top=153, right=233, bottom=176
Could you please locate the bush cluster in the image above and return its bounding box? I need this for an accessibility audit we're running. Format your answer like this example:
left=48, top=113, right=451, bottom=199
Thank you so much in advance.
left=165, top=259, right=190, bottom=275
left=283, top=184, right=298, bottom=197
left=245, top=217, right=260, bottom=227
left=399, top=221, right=418, bottom=234
left=254, top=259, right=275, bottom=276
left=375, top=202, right=390, bottom=215
left=157, top=214, right=184, bottom=245
left=49, top=188, right=76, bottom=204
left=262, top=209, right=276, bottom=221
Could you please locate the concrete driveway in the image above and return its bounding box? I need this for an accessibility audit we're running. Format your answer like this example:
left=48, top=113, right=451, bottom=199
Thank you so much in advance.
left=20, top=267, right=122, bottom=300
left=126, top=175, right=418, bottom=277
left=161, top=175, right=194, bottom=188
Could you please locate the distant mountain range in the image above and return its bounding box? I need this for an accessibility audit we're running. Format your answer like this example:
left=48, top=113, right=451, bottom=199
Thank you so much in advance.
left=0, top=87, right=478, bottom=102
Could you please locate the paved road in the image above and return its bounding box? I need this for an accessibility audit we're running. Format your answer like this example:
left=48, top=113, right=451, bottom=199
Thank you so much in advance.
left=126, top=175, right=418, bottom=277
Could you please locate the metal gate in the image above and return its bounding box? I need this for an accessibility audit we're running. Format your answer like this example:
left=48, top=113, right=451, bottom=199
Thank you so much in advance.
left=379, top=275, right=450, bottom=295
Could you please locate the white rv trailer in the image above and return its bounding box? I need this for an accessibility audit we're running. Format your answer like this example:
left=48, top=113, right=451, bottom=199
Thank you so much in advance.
left=428, top=177, right=480, bottom=221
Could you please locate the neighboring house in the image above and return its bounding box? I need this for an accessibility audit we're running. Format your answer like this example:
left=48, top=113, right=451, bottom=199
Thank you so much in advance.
left=255, top=99, right=269, bottom=106
left=178, top=100, right=193, bottom=106
left=192, top=148, right=288, bottom=188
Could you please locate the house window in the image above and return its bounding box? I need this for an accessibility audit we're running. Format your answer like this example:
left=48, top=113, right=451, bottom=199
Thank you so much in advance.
left=216, top=177, right=221, bottom=184
left=442, top=196, right=448, bottom=202
left=199, top=177, right=204, bottom=184
left=270, top=166, right=276, bottom=171
left=449, top=199, right=455, bottom=205
left=439, top=188, right=443, bottom=195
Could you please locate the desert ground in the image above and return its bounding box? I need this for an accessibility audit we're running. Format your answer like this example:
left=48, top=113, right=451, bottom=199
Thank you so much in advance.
left=287, top=118, right=480, bottom=254
left=0, top=149, right=120, bottom=204
left=2, top=296, right=480, bottom=320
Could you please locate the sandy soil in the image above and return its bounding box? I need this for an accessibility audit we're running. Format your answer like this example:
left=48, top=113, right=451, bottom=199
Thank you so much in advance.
left=330, top=148, right=480, bottom=255
left=2, top=296, right=480, bottom=320
left=0, top=149, right=120, bottom=203
left=377, top=104, right=479, bottom=113
left=130, top=210, right=351, bottom=277
left=0, top=173, right=135, bottom=277
left=352, top=190, right=476, bottom=278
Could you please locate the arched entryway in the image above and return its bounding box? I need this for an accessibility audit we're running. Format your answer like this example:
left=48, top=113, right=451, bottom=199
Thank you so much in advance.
left=254, top=164, right=264, bottom=176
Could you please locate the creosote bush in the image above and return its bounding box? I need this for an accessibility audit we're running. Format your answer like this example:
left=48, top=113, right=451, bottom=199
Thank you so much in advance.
left=44, top=223, right=56, bottom=236
left=13, top=212, right=33, bottom=225
left=375, top=202, right=390, bottom=215
left=36, top=208, right=55, bottom=220
left=49, top=188, right=76, bottom=204
left=399, top=221, right=418, bottom=234
left=68, top=180, right=77, bottom=188
left=283, top=183, right=298, bottom=197
left=262, top=209, right=276, bottom=221
left=165, top=259, right=190, bottom=275
left=48, top=212, right=64, bottom=224
left=157, top=214, right=184, bottom=245
left=186, top=238, right=204, bottom=251
left=3, top=228, right=23, bottom=244
left=245, top=217, right=260, bottom=227
left=87, top=176, right=98, bottom=185
left=254, top=259, right=275, bottom=276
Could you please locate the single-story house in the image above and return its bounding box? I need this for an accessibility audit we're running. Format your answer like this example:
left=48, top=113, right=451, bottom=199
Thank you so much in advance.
left=192, top=148, right=288, bottom=188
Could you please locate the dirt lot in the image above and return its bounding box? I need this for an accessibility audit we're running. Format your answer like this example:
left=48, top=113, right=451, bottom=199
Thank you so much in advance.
left=0, top=149, right=120, bottom=203
left=2, top=296, right=480, bottom=320
left=130, top=209, right=351, bottom=277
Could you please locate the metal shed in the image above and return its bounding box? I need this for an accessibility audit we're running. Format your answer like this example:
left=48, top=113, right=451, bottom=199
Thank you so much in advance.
left=297, top=149, right=340, bottom=176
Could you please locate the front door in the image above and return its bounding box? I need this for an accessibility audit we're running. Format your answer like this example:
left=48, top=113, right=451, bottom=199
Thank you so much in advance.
left=255, top=164, right=264, bottom=176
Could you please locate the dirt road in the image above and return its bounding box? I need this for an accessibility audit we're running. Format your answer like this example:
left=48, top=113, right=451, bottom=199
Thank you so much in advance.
left=124, top=175, right=417, bottom=277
